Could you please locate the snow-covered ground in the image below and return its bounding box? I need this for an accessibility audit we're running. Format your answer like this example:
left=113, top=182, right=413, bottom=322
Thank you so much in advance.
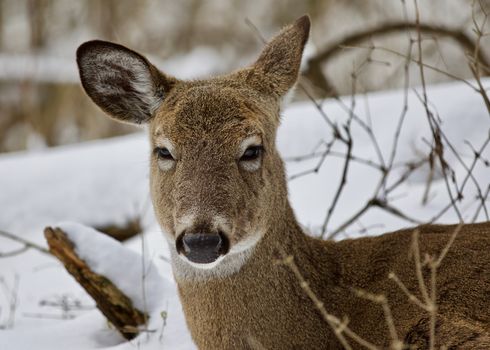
left=0, top=78, right=489, bottom=349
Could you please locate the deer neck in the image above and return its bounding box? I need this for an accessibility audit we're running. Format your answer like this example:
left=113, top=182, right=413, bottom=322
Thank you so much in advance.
left=173, top=202, right=342, bottom=348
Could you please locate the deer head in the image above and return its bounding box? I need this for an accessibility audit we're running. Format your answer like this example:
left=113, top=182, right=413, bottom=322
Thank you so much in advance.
left=77, top=16, right=310, bottom=276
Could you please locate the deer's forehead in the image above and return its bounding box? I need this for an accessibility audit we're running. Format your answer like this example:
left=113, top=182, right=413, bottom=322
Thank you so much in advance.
left=152, top=118, right=261, bottom=150
left=151, top=85, right=269, bottom=145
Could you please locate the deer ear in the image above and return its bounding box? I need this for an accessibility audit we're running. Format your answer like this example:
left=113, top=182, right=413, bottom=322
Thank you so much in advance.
left=77, top=40, right=176, bottom=124
left=248, top=15, right=310, bottom=98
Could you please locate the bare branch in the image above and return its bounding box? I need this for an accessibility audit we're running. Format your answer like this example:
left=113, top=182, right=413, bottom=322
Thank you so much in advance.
left=304, top=21, right=490, bottom=96
left=276, top=249, right=380, bottom=350
left=0, top=229, right=51, bottom=256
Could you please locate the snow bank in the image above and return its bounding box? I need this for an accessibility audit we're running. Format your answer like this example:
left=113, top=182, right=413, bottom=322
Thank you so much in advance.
left=0, top=222, right=195, bottom=350
left=58, top=222, right=164, bottom=313
left=0, top=134, right=150, bottom=235
left=279, top=79, right=490, bottom=235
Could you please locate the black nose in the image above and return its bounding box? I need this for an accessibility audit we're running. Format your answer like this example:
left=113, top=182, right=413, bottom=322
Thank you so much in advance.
left=176, top=232, right=229, bottom=264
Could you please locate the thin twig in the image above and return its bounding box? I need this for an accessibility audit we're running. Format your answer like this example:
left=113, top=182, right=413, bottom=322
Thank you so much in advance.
left=0, top=230, right=51, bottom=256
left=277, top=249, right=380, bottom=350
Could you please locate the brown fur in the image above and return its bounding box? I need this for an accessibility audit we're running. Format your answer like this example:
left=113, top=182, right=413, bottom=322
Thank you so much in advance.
left=178, top=219, right=490, bottom=349
left=77, top=15, right=490, bottom=349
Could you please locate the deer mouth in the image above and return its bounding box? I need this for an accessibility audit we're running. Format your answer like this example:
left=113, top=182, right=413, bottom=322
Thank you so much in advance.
left=176, top=232, right=230, bottom=264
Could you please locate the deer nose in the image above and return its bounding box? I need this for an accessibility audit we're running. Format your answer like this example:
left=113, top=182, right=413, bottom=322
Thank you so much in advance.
left=176, top=232, right=229, bottom=264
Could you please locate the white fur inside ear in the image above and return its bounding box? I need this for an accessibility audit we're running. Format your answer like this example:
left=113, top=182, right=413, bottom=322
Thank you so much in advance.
left=128, top=58, right=163, bottom=116
left=80, top=47, right=163, bottom=122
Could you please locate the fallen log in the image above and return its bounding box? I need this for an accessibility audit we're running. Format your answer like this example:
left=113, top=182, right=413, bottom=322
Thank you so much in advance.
left=44, top=226, right=147, bottom=340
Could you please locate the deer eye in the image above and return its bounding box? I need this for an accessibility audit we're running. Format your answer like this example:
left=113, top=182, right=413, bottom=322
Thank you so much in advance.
left=154, top=147, right=174, bottom=161
left=240, top=146, right=263, bottom=162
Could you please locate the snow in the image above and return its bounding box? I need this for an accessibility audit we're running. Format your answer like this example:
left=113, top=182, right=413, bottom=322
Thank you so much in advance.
left=0, top=77, right=489, bottom=349
left=281, top=81, right=490, bottom=234
left=0, top=134, right=150, bottom=235
left=0, top=221, right=194, bottom=350
left=55, top=222, right=193, bottom=350
left=58, top=222, right=164, bottom=312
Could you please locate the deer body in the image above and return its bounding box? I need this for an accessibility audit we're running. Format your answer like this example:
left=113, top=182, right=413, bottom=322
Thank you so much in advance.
left=177, top=211, right=490, bottom=349
left=77, top=16, right=490, bottom=349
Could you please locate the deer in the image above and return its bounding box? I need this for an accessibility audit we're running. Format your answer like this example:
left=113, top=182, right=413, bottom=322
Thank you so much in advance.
left=76, top=15, right=490, bottom=349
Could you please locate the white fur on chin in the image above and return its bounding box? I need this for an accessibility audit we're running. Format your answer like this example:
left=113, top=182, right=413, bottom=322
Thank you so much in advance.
left=170, top=232, right=263, bottom=281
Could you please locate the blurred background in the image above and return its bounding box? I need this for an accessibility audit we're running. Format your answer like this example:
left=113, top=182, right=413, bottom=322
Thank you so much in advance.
left=0, top=0, right=489, bottom=153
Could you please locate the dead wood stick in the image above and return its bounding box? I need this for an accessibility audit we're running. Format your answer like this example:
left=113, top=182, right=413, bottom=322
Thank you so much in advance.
left=44, top=227, right=147, bottom=340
